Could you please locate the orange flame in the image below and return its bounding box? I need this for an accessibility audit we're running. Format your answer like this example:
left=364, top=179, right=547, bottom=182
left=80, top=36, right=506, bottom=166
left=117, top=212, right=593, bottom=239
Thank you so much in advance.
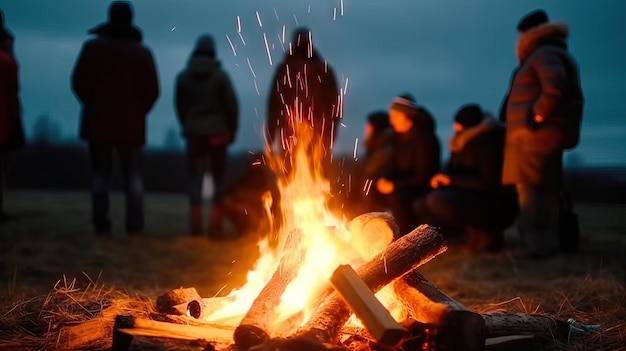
left=204, top=111, right=401, bottom=338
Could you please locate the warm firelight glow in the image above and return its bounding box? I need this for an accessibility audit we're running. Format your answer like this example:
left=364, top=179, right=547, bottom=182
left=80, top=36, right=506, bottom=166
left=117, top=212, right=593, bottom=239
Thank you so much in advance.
left=204, top=113, right=399, bottom=338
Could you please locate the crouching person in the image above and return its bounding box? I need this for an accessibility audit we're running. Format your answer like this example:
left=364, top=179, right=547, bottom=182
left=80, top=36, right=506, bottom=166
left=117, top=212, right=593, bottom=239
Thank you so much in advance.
left=413, top=104, right=517, bottom=253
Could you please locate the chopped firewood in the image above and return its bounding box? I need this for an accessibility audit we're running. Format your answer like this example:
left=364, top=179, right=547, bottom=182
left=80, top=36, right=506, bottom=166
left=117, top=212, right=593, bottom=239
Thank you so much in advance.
left=392, top=269, right=485, bottom=350
left=170, top=296, right=236, bottom=319
left=111, top=315, right=233, bottom=351
left=300, top=224, right=446, bottom=344
left=330, top=264, right=407, bottom=346
left=155, top=287, right=202, bottom=315
left=234, top=229, right=305, bottom=349
left=483, top=312, right=571, bottom=339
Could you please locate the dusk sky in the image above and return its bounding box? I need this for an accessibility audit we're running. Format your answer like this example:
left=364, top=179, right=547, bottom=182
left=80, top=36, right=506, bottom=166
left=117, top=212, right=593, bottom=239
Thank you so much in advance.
left=2, top=0, right=625, bottom=166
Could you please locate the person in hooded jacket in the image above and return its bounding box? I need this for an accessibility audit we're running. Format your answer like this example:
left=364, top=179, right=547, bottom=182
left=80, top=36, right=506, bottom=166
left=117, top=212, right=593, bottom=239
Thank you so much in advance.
left=174, top=34, right=239, bottom=237
left=375, top=94, right=440, bottom=236
left=413, top=104, right=518, bottom=253
left=500, top=9, right=583, bottom=258
left=0, top=8, right=25, bottom=223
left=71, top=1, right=159, bottom=237
left=265, top=27, right=340, bottom=180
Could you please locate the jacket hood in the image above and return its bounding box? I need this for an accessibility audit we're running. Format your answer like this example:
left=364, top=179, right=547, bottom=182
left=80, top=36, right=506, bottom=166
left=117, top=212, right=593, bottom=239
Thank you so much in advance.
left=516, top=22, right=568, bottom=61
left=449, top=114, right=501, bottom=152
left=88, top=23, right=142, bottom=41
left=186, top=55, right=221, bottom=76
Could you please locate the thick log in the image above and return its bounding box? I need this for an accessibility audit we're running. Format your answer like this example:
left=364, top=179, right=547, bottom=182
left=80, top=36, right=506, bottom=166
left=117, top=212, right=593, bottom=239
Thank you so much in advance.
left=155, top=287, right=202, bottom=315
left=233, top=229, right=304, bottom=349
left=347, top=211, right=400, bottom=260
left=330, top=264, right=407, bottom=346
left=485, top=335, right=535, bottom=351
left=111, top=315, right=233, bottom=351
left=309, top=212, right=401, bottom=309
left=299, top=224, right=446, bottom=343
left=483, top=313, right=571, bottom=339
left=392, top=269, right=485, bottom=351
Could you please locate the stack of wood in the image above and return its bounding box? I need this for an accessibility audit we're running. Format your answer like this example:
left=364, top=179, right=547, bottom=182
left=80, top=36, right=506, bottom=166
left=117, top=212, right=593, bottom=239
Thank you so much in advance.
left=112, top=212, right=574, bottom=351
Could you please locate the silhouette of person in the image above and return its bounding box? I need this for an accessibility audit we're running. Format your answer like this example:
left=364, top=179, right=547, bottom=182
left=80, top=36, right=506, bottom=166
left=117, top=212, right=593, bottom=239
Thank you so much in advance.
left=174, top=34, right=239, bottom=237
left=0, top=9, right=25, bottom=223
left=413, top=104, right=517, bottom=253
left=71, top=1, right=159, bottom=237
left=375, top=94, right=440, bottom=236
left=265, top=27, right=341, bottom=180
left=500, top=9, right=583, bottom=258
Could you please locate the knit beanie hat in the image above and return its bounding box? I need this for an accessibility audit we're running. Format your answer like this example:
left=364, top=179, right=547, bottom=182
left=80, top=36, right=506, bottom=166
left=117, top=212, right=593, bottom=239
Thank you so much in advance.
left=517, top=9, right=548, bottom=32
left=367, top=111, right=390, bottom=132
left=108, top=1, right=133, bottom=25
left=454, top=104, right=484, bottom=128
left=389, top=93, right=419, bottom=118
left=194, top=34, right=215, bottom=54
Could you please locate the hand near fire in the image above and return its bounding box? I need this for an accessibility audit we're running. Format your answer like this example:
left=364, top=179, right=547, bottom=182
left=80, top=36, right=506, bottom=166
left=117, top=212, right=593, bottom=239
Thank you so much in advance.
left=430, top=173, right=450, bottom=189
left=376, top=178, right=395, bottom=194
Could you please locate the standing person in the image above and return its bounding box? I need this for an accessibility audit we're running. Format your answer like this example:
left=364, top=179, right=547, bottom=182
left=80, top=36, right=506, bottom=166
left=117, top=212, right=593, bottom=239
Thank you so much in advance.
left=174, top=34, right=239, bottom=237
left=375, top=94, right=440, bottom=236
left=501, top=9, right=583, bottom=258
left=413, top=104, right=517, bottom=253
left=265, top=27, right=341, bottom=180
left=71, top=1, right=159, bottom=237
left=0, top=8, right=25, bottom=223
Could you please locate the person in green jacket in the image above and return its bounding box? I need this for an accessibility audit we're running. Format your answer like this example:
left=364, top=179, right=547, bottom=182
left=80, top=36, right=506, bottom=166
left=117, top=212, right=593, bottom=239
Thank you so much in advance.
left=174, top=34, right=239, bottom=237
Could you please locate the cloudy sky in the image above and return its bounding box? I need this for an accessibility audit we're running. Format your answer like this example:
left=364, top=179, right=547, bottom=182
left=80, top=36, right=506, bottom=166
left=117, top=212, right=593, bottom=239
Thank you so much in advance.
left=2, top=0, right=625, bottom=166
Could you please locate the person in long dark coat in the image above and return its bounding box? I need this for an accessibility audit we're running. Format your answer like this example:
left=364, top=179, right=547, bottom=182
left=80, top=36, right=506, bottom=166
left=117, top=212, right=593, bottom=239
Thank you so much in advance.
left=375, top=94, right=440, bottom=236
left=501, top=9, right=583, bottom=257
left=0, top=9, right=24, bottom=223
left=413, top=104, right=517, bottom=252
left=71, top=1, right=159, bottom=237
left=265, top=27, right=341, bottom=180
left=174, top=34, right=239, bottom=237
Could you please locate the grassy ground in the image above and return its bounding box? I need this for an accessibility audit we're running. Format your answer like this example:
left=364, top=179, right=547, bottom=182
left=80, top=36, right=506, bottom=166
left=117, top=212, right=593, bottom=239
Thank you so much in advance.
left=1, top=190, right=625, bottom=350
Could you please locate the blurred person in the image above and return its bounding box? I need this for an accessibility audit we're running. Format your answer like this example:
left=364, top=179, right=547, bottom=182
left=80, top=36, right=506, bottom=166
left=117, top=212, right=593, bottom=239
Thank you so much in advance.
left=71, top=1, right=159, bottom=237
left=413, top=104, right=517, bottom=253
left=265, top=27, right=341, bottom=180
left=500, top=9, right=583, bottom=258
left=353, top=110, right=393, bottom=215
left=174, top=34, right=239, bottom=237
left=0, top=8, right=25, bottom=223
left=375, top=94, right=440, bottom=236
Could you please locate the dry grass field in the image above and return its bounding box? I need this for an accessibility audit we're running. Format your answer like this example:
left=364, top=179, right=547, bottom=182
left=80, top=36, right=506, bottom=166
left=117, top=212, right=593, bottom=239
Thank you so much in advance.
left=0, top=190, right=625, bottom=350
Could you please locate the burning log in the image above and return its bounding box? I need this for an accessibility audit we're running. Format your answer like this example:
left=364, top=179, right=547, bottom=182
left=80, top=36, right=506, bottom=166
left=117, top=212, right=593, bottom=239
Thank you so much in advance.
left=111, top=315, right=233, bottom=351
left=234, top=229, right=304, bottom=349
left=393, top=269, right=485, bottom=351
left=310, top=212, right=402, bottom=307
left=483, top=312, right=571, bottom=340
left=300, top=224, right=446, bottom=344
left=330, top=264, right=408, bottom=346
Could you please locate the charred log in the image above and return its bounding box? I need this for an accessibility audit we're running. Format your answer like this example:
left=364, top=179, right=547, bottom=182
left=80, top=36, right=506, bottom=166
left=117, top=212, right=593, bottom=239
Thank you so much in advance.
left=483, top=312, right=571, bottom=340
left=393, top=269, right=485, bottom=351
